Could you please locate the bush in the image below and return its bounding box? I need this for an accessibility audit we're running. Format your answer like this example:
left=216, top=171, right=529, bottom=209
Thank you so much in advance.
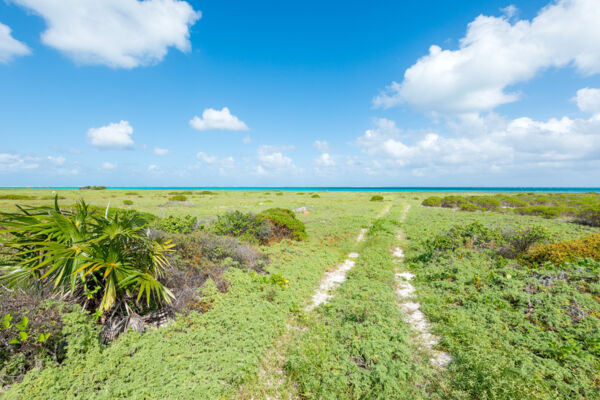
left=211, top=211, right=271, bottom=244
left=468, top=196, right=501, bottom=210
left=524, top=233, right=600, bottom=266
left=370, top=195, right=384, bottom=202
left=0, top=291, right=96, bottom=387
left=498, top=226, right=551, bottom=258
left=275, top=192, right=283, bottom=196
left=79, top=186, right=106, bottom=190
left=311, top=194, right=320, bottom=198
left=125, top=192, right=138, bottom=196
left=515, top=205, right=563, bottom=219
left=123, top=200, right=133, bottom=205
left=257, top=208, right=307, bottom=241
left=441, top=195, right=466, bottom=208
left=156, top=215, right=198, bottom=234
left=459, top=202, right=481, bottom=212
left=575, top=207, right=600, bottom=227
left=421, top=196, right=442, bottom=207
left=198, top=191, right=215, bottom=195
left=169, top=195, right=188, bottom=202
left=0, top=195, right=36, bottom=200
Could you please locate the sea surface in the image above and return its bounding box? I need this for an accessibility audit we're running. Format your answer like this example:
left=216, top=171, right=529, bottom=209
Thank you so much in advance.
left=3, top=187, right=600, bottom=193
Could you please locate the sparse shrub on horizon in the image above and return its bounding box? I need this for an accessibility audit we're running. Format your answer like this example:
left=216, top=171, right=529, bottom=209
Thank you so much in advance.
left=370, top=195, right=384, bottom=202
left=123, top=200, right=133, bottom=206
left=0, top=194, right=36, bottom=200
left=311, top=194, right=320, bottom=198
left=422, top=196, right=442, bottom=207
left=169, top=194, right=188, bottom=202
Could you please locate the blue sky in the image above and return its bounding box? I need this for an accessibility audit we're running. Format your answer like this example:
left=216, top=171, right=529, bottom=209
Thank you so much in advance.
left=1, top=0, right=599, bottom=187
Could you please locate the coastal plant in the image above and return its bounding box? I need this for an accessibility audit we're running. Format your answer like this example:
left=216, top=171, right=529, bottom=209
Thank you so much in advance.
left=156, top=214, right=199, bottom=234
left=257, top=208, right=307, bottom=241
left=0, top=199, right=174, bottom=314
left=169, top=194, right=188, bottom=202
left=369, top=195, right=384, bottom=202
left=211, top=210, right=272, bottom=243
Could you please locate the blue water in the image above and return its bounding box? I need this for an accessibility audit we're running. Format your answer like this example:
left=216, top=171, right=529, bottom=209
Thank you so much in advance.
left=3, top=186, right=600, bottom=193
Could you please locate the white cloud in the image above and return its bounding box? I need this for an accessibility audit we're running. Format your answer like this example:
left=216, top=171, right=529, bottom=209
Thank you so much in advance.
left=13, top=0, right=200, bottom=68
left=574, top=87, right=600, bottom=115
left=313, top=140, right=329, bottom=153
left=356, top=107, right=600, bottom=174
left=0, top=22, right=31, bottom=63
left=153, top=147, right=169, bottom=155
left=242, top=135, right=252, bottom=144
left=148, top=164, right=160, bottom=172
left=256, top=145, right=295, bottom=174
left=87, top=121, right=134, bottom=149
left=101, top=162, right=117, bottom=170
left=0, top=153, right=39, bottom=172
left=47, top=155, right=66, bottom=165
left=315, top=152, right=335, bottom=167
left=194, top=152, right=235, bottom=169
left=190, top=107, right=249, bottom=131
left=374, top=0, right=600, bottom=113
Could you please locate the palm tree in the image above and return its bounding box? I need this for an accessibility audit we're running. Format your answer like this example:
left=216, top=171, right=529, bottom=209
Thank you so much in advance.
left=0, top=197, right=174, bottom=315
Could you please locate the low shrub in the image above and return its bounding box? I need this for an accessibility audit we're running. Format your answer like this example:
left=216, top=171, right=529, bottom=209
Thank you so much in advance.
left=575, top=207, right=600, bottom=227
left=123, top=200, right=133, bottom=205
left=41, top=195, right=65, bottom=200
left=0, top=290, right=97, bottom=387
left=441, top=195, right=466, bottom=208
left=211, top=211, right=271, bottom=244
left=169, top=195, right=188, bottom=202
left=524, top=233, right=600, bottom=266
left=370, top=195, right=384, bottom=202
left=459, top=202, right=481, bottom=212
left=198, top=190, right=215, bottom=195
left=515, top=205, right=563, bottom=219
left=421, top=196, right=442, bottom=207
left=125, top=192, right=138, bottom=195
left=0, top=195, right=36, bottom=200
left=156, top=215, right=199, bottom=234
left=468, top=196, right=500, bottom=210
left=498, top=226, right=551, bottom=258
left=258, top=208, right=307, bottom=241
left=311, top=194, right=320, bottom=198
left=78, top=186, right=106, bottom=190
left=275, top=192, right=283, bottom=196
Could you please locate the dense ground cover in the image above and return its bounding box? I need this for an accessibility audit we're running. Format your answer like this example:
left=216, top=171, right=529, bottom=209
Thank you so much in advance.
left=421, top=193, right=600, bottom=226
left=0, top=189, right=387, bottom=398
left=403, top=202, right=600, bottom=399
left=1, top=189, right=600, bottom=399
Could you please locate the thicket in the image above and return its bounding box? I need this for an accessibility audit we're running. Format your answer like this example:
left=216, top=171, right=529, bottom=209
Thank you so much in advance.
left=369, top=195, right=384, bottom=202
left=169, top=194, right=188, bottom=202
left=0, top=195, right=36, bottom=200
left=524, top=233, right=600, bottom=266
left=422, top=193, right=600, bottom=227
left=155, top=214, right=199, bottom=234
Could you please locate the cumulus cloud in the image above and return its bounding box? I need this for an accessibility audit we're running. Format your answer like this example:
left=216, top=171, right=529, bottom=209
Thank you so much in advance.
left=254, top=145, right=296, bottom=176
left=87, top=121, right=134, bottom=149
left=242, top=135, right=252, bottom=144
left=374, top=0, right=600, bottom=113
left=47, top=155, right=66, bottom=165
left=313, top=140, right=329, bottom=153
left=190, top=107, right=249, bottom=131
left=315, top=153, right=335, bottom=167
left=0, top=22, right=31, bottom=63
left=574, top=87, right=600, bottom=115
left=356, top=107, right=600, bottom=175
left=13, top=0, right=200, bottom=68
left=153, top=147, right=169, bottom=155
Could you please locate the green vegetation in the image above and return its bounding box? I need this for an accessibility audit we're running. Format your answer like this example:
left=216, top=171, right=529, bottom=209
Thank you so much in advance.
left=1, top=189, right=600, bottom=399
left=123, top=199, right=133, bottom=205
left=0, top=199, right=174, bottom=313
left=0, top=195, right=35, bottom=200
left=257, top=208, right=307, bottom=241
left=78, top=186, right=106, bottom=190
left=169, top=194, right=188, bottom=202
left=370, top=195, right=384, bottom=202
left=311, top=194, right=320, bottom=198
left=286, top=208, right=433, bottom=399
left=422, top=193, right=600, bottom=226
left=404, top=203, right=600, bottom=399
left=155, top=214, right=198, bottom=234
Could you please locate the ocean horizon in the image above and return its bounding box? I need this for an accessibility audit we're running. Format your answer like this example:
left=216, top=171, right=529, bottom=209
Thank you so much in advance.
left=2, top=187, right=599, bottom=193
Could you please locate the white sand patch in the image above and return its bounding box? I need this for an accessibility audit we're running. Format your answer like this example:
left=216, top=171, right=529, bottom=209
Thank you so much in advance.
left=393, top=205, right=451, bottom=368
left=356, top=228, right=368, bottom=242
left=306, top=259, right=355, bottom=311
left=348, top=252, right=359, bottom=258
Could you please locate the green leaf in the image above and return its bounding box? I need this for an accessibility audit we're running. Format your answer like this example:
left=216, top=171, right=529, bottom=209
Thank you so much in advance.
left=16, top=316, right=29, bottom=330
left=2, top=313, right=13, bottom=329
left=9, top=338, right=19, bottom=345
left=19, top=331, right=28, bottom=342
left=38, top=332, right=50, bottom=343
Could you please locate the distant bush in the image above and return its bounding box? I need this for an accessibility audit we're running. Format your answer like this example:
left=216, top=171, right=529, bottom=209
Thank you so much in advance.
left=169, top=191, right=192, bottom=195
left=169, top=195, right=188, bottom=202
left=459, top=202, right=481, bottom=212
left=311, top=194, right=320, bottom=198
left=370, top=195, right=384, bottom=202
left=41, top=195, right=65, bottom=200
left=79, top=186, right=106, bottom=190
left=499, top=226, right=551, bottom=258
left=275, top=192, right=283, bottom=196
left=212, top=211, right=271, bottom=244
left=0, top=194, right=36, bottom=200
left=575, top=207, right=600, bottom=227
left=156, top=215, right=198, bottom=234
left=467, top=196, right=500, bottom=210
left=125, top=192, right=138, bottom=196
left=441, top=195, right=466, bottom=208
left=524, top=233, right=600, bottom=266
left=198, top=190, right=215, bottom=195
left=258, top=208, right=307, bottom=241
left=421, top=196, right=442, bottom=207
left=296, top=192, right=304, bottom=195
left=123, top=200, right=133, bottom=206
left=515, top=205, right=563, bottom=219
